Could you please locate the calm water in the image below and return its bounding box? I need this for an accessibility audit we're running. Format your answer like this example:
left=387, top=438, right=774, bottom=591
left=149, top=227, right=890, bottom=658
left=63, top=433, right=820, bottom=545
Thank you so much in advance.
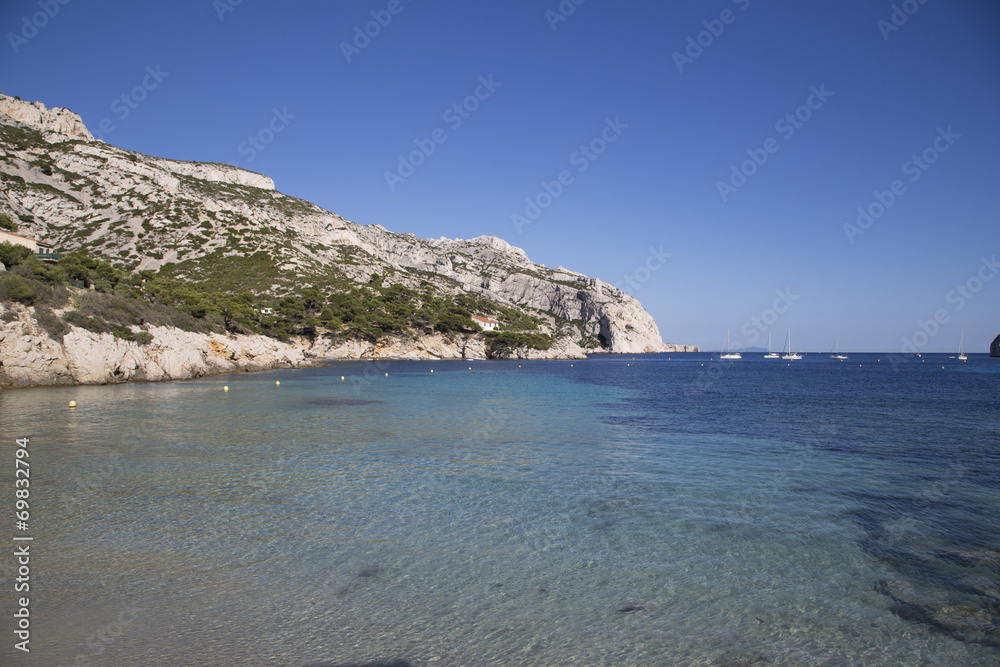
left=1, top=353, right=998, bottom=666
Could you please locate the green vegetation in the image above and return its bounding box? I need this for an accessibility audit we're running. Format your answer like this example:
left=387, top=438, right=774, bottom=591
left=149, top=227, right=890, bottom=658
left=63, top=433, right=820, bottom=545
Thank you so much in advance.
left=0, top=123, right=48, bottom=152
left=0, top=212, right=16, bottom=232
left=485, top=331, right=554, bottom=356
left=0, top=241, right=31, bottom=269
left=0, top=241, right=555, bottom=354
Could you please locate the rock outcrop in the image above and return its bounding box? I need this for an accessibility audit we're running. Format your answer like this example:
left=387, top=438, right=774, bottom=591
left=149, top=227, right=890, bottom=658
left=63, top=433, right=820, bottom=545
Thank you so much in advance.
left=0, top=92, right=697, bottom=373
left=0, top=302, right=597, bottom=388
left=0, top=304, right=307, bottom=388
left=991, top=334, right=999, bottom=358
left=0, top=92, right=93, bottom=143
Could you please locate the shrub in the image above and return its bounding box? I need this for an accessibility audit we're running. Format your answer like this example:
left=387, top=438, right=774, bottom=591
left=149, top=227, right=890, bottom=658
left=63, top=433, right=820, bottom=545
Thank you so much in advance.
left=0, top=213, right=16, bottom=232
left=13, top=255, right=66, bottom=285
left=34, top=305, right=70, bottom=340
left=485, top=331, right=553, bottom=356
left=0, top=241, right=31, bottom=269
left=3, top=274, right=36, bottom=305
left=62, top=310, right=110, bottom=335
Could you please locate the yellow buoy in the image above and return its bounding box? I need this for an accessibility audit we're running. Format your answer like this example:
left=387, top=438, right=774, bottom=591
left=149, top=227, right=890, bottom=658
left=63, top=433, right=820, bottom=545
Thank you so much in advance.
left=341, top=376, right=345, bottom=381
left=430, top=370, right=434, bottom=373
left=469, top=367, right=472, bottom=370
left=68, top=400, right=76, bottom=408
left=384, top=373, right=388, bottom=377
left=223, top=386, right=229, bottom=392
left=275, top=381, right=280, bottom=386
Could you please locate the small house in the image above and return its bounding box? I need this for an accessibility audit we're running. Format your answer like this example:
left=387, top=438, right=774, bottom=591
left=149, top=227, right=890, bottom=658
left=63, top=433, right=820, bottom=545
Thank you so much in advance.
left=471, top=316, right=499, bottom=332
left=0, top=230, right=61, bottom=263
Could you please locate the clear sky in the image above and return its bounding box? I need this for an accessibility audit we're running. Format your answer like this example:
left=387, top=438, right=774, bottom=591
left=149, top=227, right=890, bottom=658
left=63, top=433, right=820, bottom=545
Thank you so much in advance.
left=1, top=0, right=998, bottom=353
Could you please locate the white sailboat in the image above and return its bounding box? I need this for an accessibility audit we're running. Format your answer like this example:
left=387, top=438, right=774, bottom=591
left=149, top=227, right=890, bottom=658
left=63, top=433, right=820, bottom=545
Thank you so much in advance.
left=829, top=336, right=848, bottom=360
left=764, top=333, right=780, bottom=359
left=958, top=329, right=968, bottom=361
left=720, top=330, right=742, bottom=359
left=782, top=329, right=802, bottom=360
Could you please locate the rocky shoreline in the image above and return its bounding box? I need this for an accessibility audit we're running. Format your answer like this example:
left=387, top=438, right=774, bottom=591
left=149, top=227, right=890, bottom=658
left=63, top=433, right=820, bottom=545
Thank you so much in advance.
left=0, top=304, right=697, bottom=389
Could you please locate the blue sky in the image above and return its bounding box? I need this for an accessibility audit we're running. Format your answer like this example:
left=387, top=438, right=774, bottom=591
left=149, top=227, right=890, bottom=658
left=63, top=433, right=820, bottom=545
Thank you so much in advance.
left=1, top=0, right=998, bottom=352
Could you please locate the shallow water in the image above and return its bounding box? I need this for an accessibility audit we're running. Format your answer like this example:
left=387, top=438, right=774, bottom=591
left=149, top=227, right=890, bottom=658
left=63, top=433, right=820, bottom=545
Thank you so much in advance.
left=1, top=353, right=998, bottom=665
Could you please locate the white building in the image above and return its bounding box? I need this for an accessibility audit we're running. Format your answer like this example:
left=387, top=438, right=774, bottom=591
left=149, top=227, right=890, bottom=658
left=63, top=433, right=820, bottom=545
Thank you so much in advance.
left=471, top=316, right=499, bottom=332
left=0, top=229, right=59, bottom=262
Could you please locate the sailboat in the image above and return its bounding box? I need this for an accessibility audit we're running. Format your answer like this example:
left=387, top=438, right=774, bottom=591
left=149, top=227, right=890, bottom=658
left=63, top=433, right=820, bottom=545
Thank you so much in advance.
left=829, top=336, right=848, bottom=360
left=764, top=333, right=780, bottom=359
left=782, top=329, right=802, bottom=360
left=720, top=330, right=742, bottom=359
left=958, top=329, right=968, bottom=361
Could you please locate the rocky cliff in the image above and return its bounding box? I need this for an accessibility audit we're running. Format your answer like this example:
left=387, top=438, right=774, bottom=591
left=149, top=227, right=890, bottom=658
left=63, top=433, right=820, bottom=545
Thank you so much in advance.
left=0, top=92, right=695, bottom=386
left=0, top=300, right=592, bottom=388
left=0, top=301, right=307, bottom=388
left=0, top=94, right=94, bottom=143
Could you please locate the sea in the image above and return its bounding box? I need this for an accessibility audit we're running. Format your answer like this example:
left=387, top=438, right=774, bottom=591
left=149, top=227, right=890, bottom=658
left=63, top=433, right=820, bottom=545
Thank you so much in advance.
left=1, top=352, right=998, bottom=666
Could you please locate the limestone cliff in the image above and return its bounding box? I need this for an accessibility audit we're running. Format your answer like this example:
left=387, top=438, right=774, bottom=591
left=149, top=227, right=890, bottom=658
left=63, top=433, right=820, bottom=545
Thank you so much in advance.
left=0, top=92, right=696, bottom=374
left=0, top=93, right=94, bottom=143
left=0, top=302, right=307, bottom=387
left=0, top=301, right=588, bottom=388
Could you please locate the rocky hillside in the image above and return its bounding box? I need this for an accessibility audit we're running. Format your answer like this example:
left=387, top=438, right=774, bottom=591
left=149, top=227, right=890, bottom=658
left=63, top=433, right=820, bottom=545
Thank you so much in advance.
left=0, top=92, right=694, bottom=359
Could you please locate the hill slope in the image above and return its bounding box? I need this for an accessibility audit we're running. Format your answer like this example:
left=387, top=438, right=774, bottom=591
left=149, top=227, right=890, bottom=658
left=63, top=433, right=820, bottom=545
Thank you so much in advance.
left=0, top=92, right=694, bottom=357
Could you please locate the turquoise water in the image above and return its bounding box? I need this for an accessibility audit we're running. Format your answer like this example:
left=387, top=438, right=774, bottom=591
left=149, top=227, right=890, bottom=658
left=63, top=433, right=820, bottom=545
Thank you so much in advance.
left=1, top=353, right=998, bottom=665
